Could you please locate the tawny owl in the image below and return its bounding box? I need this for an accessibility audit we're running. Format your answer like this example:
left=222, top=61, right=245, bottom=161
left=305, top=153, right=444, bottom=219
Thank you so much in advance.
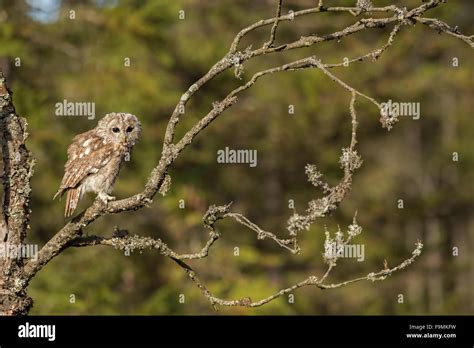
left=54, top=112, right=141, bottom=217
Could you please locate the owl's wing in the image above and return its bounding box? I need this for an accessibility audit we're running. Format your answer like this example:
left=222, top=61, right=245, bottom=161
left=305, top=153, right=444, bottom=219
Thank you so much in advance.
left=54, top=131, right=115, bottom=198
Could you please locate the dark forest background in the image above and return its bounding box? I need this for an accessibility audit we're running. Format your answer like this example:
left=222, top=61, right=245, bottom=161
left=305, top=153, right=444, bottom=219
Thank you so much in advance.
left=0, top=0, right=472, bottom=314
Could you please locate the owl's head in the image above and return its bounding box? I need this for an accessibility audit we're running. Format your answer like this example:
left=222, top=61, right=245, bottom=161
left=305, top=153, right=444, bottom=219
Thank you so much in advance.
left=97, top=112, right=142, bottom=148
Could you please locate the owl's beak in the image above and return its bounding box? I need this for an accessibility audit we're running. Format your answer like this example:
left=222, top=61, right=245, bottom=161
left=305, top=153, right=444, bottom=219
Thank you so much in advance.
left=120, top=133, right=128, bottom=145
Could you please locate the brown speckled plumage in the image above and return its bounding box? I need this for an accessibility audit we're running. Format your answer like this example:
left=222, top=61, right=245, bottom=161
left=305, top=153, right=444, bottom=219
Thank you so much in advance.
left=54, top=113, right=141, bottom=217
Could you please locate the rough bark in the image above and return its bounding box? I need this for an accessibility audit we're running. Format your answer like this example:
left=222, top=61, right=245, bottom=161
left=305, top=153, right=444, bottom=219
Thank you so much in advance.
left=0, top=71, right=34, bottom=315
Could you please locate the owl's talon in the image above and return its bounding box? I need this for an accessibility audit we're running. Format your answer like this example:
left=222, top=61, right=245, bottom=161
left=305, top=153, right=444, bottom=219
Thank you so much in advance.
left=98, top=192, right=115, bottom=204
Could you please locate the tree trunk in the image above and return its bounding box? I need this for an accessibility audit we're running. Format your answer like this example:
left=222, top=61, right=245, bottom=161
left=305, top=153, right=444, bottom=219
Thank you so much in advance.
left=0, top=71, right=34, bottom=315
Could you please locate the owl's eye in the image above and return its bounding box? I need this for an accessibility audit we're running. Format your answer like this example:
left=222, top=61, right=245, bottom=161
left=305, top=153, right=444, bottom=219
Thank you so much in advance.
left=112, top=127, right=120, bottom=133
left=126, top=126, right=134, bottom=133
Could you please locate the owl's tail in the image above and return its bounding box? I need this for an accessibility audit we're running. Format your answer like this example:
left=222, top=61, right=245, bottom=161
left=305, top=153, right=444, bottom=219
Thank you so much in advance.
left=65, top=188, right=80, bottom=217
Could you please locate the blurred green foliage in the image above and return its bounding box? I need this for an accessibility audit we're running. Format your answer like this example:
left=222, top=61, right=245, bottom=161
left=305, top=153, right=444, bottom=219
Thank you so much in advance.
left=0, top=0, right=472, bottom=315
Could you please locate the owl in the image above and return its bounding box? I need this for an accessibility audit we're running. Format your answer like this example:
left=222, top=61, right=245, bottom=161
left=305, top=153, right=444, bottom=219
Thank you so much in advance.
left=54, top=112, right=141, bottom=217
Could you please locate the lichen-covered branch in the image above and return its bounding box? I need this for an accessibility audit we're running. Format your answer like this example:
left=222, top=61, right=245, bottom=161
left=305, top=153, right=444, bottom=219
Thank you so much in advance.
left=68, top=216, right=423, bottom=309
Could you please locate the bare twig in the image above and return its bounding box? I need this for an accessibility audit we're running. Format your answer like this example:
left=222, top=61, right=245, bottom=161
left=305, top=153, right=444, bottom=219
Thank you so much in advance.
left=263, top=0, right=283, bottom=49
left=415, top=17, right=474, bottom=47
